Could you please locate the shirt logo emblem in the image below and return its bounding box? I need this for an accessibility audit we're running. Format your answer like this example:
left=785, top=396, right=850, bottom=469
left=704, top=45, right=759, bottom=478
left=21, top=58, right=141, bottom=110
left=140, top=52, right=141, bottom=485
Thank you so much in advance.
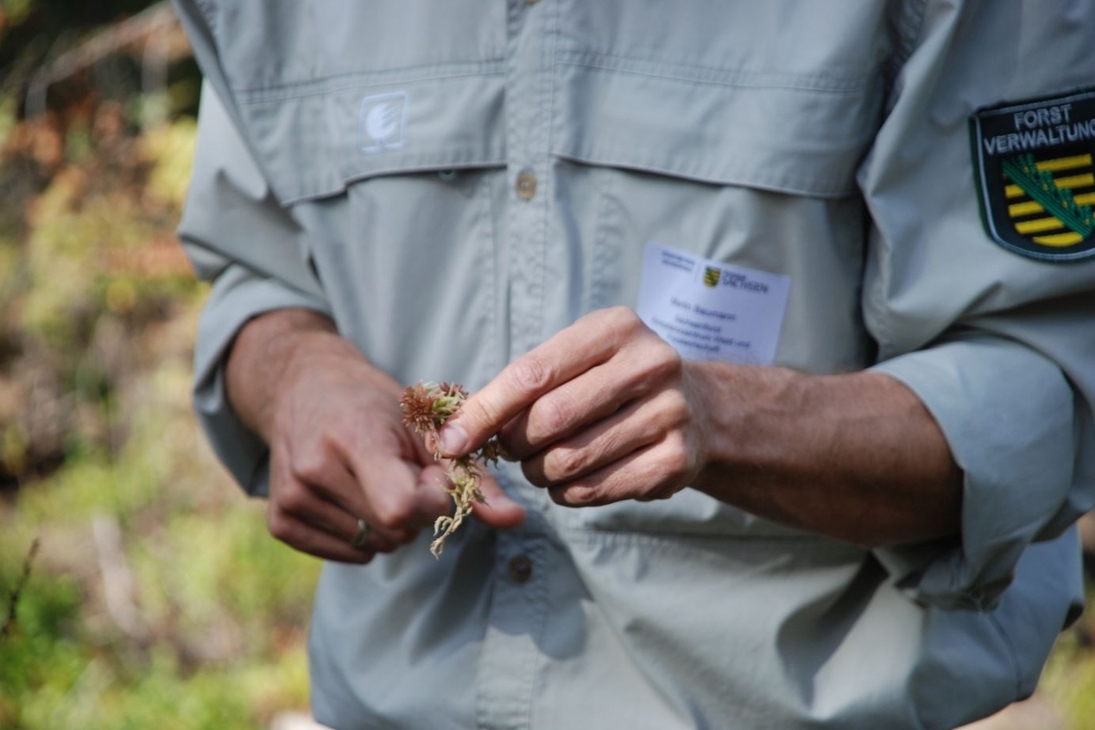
left=970, top=88, right=1095, bottom=262
left=702, top=266, right=722, bottom=287
left=359, top=92, right=408, bottom=154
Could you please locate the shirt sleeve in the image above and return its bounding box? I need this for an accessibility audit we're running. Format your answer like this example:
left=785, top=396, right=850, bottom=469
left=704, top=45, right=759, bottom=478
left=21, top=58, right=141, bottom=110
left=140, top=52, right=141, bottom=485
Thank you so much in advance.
left=178, top=82, right=331, bottom=496
left=861, top=1, right=1095, bottom=609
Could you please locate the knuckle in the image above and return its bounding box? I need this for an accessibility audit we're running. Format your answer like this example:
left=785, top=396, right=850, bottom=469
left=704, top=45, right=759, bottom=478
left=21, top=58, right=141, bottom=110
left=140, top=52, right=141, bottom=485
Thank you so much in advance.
left=596, top=306, right=643, bottom=344
left=647, top=343, right=683, bottom=380
left=275, top=480, right=309, bottom=515
left=553, top=484, right=600, bottom=507
left=371, top=493, right=418, bottom=530
left=531, top=394, right=575, bottom=436
left=267, top=509, right=294, bottom=543
left=604, top=305, right=638, bottom=329
left=660, top=432, right=694, bottom=478
left=546, top=445, right=587, bottom=481
left=290, top=451, right=329, bottom=486
left=645, top=387, right=691, bottom=433
left=273, top=488, right=308, bottom=516
left=662, top=389, right=692, bottom=426
left=509, top=355, right=552, bottom=394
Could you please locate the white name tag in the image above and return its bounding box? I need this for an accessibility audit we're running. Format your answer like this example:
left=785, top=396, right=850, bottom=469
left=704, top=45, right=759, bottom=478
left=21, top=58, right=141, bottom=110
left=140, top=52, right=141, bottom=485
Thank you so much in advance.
left=636, top=242, right=790, bottom=365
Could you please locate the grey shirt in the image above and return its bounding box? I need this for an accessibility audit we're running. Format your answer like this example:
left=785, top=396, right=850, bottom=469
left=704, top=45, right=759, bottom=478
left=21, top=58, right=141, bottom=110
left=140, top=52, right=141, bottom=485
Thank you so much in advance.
left=176, top=1, right=1095, bottom=728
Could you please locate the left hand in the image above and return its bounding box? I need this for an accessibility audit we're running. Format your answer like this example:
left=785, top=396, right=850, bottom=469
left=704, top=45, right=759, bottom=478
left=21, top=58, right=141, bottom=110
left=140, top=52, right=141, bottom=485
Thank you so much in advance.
left=437, top=307, right=712, bottom=506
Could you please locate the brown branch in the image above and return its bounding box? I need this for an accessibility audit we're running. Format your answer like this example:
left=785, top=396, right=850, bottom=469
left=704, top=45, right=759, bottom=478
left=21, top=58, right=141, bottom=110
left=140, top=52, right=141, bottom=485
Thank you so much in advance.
left=24, top=1, right=184, bottom=118
left=1, top=537, right=40, bottom=639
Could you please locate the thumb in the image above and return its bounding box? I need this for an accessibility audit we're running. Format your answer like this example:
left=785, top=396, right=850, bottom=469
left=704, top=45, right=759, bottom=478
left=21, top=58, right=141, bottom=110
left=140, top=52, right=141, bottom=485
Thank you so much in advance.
left=435, top=393, right=506, bottom=459
left=472, top=470, right=526, bottom=529
left=437, top=361, right=551, bottom=458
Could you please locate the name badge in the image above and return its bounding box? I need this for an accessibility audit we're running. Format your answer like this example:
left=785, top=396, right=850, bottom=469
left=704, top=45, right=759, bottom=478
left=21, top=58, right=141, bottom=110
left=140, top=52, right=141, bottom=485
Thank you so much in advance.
left=636, top=242, right=790, bottom=366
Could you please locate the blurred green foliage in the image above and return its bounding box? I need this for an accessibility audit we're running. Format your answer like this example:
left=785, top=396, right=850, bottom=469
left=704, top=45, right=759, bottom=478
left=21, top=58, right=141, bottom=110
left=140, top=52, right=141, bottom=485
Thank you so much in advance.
left=0, top=98, right=321, bottom=722
left=1044, top=624, right=1095, bottom=730
left=0, top=5, right=321, bottom=728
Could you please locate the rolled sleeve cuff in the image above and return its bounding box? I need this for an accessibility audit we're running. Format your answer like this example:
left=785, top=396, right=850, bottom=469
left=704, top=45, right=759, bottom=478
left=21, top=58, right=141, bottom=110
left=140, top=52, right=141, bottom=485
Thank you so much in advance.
left=869, top=336, right=1076, bottom=609
left=193, top=263, right=332, bottom=497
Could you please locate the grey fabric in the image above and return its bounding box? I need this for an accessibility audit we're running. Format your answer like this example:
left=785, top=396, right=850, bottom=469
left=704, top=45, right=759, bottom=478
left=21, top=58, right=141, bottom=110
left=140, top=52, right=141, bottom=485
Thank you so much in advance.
left=175, top=1, right=1094, bottom=727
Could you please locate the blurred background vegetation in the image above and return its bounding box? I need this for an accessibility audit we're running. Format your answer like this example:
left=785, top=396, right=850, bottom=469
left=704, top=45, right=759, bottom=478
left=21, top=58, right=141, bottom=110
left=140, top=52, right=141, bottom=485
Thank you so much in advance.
left=0, top=2, right=1092, bottom=729
left=0, top=2, right=320, bottom=728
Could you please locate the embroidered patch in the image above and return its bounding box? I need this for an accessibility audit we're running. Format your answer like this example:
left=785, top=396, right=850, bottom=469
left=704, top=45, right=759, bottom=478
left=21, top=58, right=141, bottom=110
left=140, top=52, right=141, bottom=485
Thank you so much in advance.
left=358, top=92, right=408, bottom=154
left=970, top=88, right=1095, bottom=262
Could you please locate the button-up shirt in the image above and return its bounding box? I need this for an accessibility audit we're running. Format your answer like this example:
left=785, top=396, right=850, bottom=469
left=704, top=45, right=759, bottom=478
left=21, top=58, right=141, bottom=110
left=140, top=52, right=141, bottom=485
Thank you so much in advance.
left=175, top=1, right=1095, bottom=727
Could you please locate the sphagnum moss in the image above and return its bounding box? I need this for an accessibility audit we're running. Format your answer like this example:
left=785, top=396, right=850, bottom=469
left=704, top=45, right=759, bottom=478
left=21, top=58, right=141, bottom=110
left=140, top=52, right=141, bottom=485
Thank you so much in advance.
left=400, top=382, right=502, bottom=557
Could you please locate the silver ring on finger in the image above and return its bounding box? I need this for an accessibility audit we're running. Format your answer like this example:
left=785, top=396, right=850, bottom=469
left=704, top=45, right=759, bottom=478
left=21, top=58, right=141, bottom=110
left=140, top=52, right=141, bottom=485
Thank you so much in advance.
left=351, top=518, right=371, bottom=549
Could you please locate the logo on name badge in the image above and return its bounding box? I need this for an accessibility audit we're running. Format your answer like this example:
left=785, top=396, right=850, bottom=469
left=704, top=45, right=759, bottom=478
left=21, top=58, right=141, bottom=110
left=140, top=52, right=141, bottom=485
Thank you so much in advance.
left=970, top=88, right=1095, bottom=262
left=702, top=266, right=721, bottom=287
left=359, top=92, right=408, bottom=154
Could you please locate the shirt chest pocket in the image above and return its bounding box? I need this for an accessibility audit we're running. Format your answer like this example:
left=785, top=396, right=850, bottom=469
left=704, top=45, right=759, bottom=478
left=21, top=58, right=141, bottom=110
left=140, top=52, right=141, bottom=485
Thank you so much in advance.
left=543, top=45, right=886, bottom=382
left=198, top=0, right=508, bottom=205
left=239, top=74, right=508, bottom=205
left=548, top=0, right=893, bottom=198
left=550, top=62, right=883, bottom=201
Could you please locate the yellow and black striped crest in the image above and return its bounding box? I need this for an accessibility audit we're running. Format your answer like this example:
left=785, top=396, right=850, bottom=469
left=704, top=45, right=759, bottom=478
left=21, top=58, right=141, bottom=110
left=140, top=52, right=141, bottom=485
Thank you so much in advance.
left=702, top=266, right=721, bottom=287
left=971, top=88, right=1095, bottom=262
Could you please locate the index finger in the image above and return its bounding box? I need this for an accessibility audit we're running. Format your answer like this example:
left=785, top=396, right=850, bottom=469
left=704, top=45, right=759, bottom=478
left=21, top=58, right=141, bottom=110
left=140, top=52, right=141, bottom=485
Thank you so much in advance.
left=438, top=307, right=635, bottom=456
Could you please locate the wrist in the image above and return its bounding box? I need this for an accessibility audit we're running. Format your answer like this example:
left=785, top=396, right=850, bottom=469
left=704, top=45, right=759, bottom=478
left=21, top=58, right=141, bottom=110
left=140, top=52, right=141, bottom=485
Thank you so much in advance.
left=690, top=361, right=806, bottom=486
left=225, top=308, right=340, bottom=442
left=690, top=362, right=961, bottom=546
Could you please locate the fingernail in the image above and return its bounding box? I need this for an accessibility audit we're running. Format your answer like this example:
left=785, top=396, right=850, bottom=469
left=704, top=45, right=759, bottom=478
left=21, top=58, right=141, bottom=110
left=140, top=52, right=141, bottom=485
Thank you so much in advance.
left=438, top=424, right=469, bottom=455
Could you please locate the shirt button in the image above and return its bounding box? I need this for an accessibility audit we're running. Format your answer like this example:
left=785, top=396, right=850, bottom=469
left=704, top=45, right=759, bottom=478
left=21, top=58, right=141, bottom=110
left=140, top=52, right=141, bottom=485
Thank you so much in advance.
left=515, top=169, right=537, bottom=200
left=507, top=555, right=533, bottom=583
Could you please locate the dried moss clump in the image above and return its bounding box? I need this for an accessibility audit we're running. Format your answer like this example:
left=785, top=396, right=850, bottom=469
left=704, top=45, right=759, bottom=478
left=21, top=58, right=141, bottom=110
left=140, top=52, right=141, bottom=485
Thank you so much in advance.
left=400, top=382, right=502, bottom=557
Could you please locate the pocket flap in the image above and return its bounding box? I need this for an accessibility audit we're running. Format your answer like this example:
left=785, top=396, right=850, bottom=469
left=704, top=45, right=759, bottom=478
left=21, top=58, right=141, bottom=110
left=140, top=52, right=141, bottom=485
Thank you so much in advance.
left=235, top=70, right=507, bottom=205
left=551, top=55, right=883, bottom=197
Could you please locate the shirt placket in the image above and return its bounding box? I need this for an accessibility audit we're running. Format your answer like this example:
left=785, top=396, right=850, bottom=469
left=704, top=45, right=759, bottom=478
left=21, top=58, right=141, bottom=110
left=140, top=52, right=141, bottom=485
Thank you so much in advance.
left=503, top=0, right=554, bottom=361
left=474, top=1, right=555, bottom=729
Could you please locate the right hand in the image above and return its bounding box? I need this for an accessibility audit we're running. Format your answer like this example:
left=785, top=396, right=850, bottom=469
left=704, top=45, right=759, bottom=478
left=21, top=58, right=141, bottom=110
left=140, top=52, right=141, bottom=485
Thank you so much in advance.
left=227, top=310, right=525, bottom=563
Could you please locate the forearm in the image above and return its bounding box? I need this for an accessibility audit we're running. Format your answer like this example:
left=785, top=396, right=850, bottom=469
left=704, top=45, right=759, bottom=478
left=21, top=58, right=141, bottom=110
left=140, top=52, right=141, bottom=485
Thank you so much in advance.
left=225, top=308, right=343, bottom=443
left=691, top=363, right=963, bottom=548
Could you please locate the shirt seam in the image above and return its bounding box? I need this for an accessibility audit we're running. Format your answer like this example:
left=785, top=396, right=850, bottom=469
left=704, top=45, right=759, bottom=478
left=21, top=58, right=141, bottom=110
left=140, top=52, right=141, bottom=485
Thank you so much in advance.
left=557, top=526, right=851, bottom=547
left=233, top=61, right=507, bottom=103
left=552, top=151, right=856, bottom=198
left=279, top=157, right=507, bottom=205
left=555, top=50, right=875, bottom=94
